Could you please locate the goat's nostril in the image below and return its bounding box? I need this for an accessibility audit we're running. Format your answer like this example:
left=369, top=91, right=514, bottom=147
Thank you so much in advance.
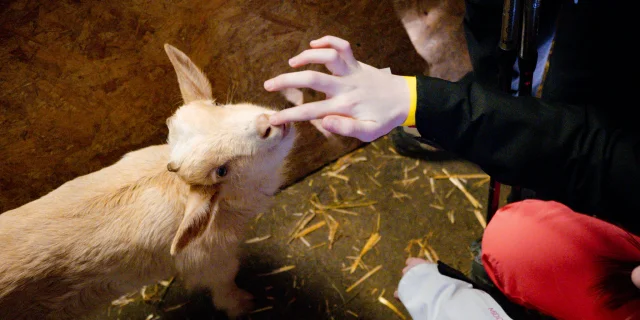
left=262, top=126, right=271, bottom=139
left=257, top=114, right=271, bottom=139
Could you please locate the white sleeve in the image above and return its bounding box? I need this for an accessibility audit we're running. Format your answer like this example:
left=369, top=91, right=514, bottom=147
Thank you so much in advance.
left=397, top=263, right=512, bottom=320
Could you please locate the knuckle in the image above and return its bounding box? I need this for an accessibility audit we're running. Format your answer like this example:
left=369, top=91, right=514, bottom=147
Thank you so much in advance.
left=341, top=122, right=358, bottom=138
left=336, top=94, right=356, bottom=110
left=341, top=40, right=352, bottom=52
left=336, top=38, right=351, bottom=51
left=328, top=49, right=339, bottom=60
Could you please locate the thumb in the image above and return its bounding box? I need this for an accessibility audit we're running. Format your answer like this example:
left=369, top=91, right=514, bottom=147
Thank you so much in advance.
left=322, top=116, right=381, bottom=142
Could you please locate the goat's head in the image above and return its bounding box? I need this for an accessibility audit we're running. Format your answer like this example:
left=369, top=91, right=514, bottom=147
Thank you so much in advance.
left=162, top=44, right=296, bottom=255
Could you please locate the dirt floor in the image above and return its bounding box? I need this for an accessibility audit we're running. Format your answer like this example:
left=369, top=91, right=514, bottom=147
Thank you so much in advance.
left=81, top=135, right=509, bottom=320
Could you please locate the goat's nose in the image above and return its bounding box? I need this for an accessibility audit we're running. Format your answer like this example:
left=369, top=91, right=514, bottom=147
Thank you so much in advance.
left=256, top=114, right=271, bottom=139
left=257, top=114, right=284, bottom=139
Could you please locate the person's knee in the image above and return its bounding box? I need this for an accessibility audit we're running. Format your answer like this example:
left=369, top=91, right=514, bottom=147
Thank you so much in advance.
left=481, top=200, right=573, bottom=304
left=483, top=199, right=565, bottom=259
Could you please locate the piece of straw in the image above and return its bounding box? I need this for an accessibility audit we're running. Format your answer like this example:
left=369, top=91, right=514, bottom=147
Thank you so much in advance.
left=442, top=168, right=482, bottom=208
left=345, top=265, right=382, bottom=292
left=299, top=236, right=311, bottom=247
left=292, top=221, right=326, bottom=240
left=426, top=244, right=440, bottom=262
left=329, top=208, right=359, bottom=216
left=288, top=211, right=315, bottom=238
left=323, top=171, right=350, bottom=182
left=473, top=209, right=487, bottom=228
left=349, top=233, right=381, bottom=273
left=250, top=306, right=273, bottom=314
left=346, top=310, right=359, bottom=317
left=257, top=265, right=296, bottom=276
left=367, top=174, right=382, bottom=187
left=394, top=176, right=420, bottom=187
left=431, top=173, right=489, bottom=180
left=163, top=303, right=187, bottom=312
left=378, top=295, right=407, bottom=319
left=446, top=210, right=455, bottom=224
left=445, top=187, right=456, bottom=199
left=391, top=189, right=411, bottom=201
left=472, top=177, right=491, bottom=188
left=329, top=184, right=339, bottom=203
left=245, top=235, right=271, bottom=244
left=310, top=197, right=377, bottom=210
left=324, top=213, right=339, bottom=249
left=111, top=293, right=136, bottom=306
left=310, top=242, right=327, bottom=250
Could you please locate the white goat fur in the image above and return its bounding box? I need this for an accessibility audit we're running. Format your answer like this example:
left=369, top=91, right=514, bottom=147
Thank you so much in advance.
left=0, top=44, right=296, bottom=319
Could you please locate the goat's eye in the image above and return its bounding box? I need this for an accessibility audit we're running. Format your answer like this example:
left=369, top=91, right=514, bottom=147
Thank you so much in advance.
left=216, top=165, right=228, bottom=177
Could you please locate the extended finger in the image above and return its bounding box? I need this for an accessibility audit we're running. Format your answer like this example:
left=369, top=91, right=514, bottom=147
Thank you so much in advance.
left=309, top=36, right=359, bottom=69
left=264, top=70, right=340, bottom=97
left=269, top=99, right=340, bottom=125
left=289, top=48, right=351, bottom=76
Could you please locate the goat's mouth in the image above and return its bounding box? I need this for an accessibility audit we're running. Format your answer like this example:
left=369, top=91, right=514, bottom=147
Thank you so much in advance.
left=281, top=122, right=291, bottom=139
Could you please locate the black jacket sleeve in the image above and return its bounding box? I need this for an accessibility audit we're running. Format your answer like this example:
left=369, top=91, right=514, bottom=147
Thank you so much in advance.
left=414, top=74, right=640, bottom=232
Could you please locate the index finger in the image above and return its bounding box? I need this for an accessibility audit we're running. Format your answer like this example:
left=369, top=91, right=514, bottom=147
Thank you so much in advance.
left=264, top=70, right=341, bottom=97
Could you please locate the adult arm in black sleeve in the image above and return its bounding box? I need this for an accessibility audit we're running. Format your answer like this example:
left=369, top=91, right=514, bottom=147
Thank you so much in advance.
left=414, top=74, right=640, bottom=232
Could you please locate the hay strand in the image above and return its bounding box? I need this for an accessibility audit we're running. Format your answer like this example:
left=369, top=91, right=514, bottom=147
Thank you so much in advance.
left=349, top=233, right=381, bottom=273
left=345, top=264, right=382, bottom=292
left=258, top=265, right=296, bottom=277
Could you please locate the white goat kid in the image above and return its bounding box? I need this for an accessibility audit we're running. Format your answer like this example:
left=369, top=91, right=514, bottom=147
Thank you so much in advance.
left=0, top=43, right=295, bottom=319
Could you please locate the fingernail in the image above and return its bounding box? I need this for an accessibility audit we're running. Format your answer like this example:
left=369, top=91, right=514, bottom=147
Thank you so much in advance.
left=264, top=80, right=273, bottom=91
left=288, top=58, right=296, bottom=67
left=269, top=114, right=279, bottom=125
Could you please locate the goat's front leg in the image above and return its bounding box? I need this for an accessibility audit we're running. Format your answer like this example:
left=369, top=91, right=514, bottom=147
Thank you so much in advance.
left=209, top=254, right=254, bottom=318
left=179, top=247, right=254, bottom=318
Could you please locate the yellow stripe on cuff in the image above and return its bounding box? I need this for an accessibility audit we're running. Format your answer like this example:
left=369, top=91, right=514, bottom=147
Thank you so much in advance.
left=401, top=76, right=417, bottom=127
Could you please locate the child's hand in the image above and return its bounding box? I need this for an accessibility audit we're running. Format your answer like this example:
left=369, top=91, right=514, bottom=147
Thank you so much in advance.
left=394, top=257, right=431, bottom=299
left=264, top=35, right=411, bottom=142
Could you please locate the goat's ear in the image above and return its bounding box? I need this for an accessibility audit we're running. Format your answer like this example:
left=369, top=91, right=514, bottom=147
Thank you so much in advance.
left=164, top=43, right=213, bottom=104
left=170, top=186, right=218, bottom=255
